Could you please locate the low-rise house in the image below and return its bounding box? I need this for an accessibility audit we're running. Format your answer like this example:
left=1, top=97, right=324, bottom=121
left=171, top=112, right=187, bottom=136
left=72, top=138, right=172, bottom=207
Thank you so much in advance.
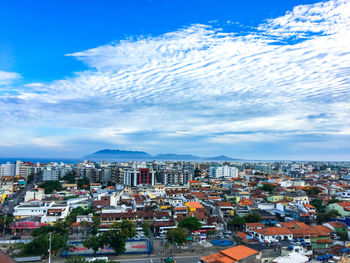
left=199, top=245, right=259, bottom=263
left=251, top=227, right=293, bottom=242
left=323, top=221, right=347, bottom=234
left=24, top=188, right=44, bottom=202
left=217, top=202, right=234, bottom=218
left=100, top=210, right=170, bottom=224
left=245, top=222, right=265, bottom=232
left=327, top=202, right=350, bottom=217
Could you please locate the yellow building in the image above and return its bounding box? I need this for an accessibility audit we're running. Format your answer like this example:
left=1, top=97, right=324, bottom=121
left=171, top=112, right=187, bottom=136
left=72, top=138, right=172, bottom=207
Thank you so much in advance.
left=185, top=201, right=204, bottom=212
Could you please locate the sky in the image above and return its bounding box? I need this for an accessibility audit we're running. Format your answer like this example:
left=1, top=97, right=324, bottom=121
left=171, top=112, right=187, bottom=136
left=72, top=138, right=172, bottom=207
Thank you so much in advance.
left=0, top=0, right=350, bottom=161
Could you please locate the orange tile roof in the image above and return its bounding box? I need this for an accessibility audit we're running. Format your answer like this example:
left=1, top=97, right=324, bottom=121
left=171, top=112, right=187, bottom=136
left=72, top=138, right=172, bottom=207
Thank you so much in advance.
left=304, top=204, right=315, bottom=209
left=317, top=239, right=332, bottom=244
left=255, top=227, right=293, bottom=236
left=220, top=245, right=259, bottom=261
left=311, top=225, right=332, bottom=235
left=186, top=201, right=204, bottom=209
left=239, top=199, right=253, bottom=206
left=174, top=206, right=187, bottom=211
left=217, top=202, right=233, bottom=207
left=327, top=221, right=347, bottom=228
left=189, top=180, right=201, bottom=183
left=200, top=252, right=234, bottom=263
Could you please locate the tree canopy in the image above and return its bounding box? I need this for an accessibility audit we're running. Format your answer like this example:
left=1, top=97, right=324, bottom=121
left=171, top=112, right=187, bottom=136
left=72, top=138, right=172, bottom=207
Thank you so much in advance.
left=310, top=199, right=325, bottom=213
left=77, top=176, right=90, bottom=189
left=96, top=220, right=136, bottom=256
left=178, top=217, right=202, bottom=232
left=166, top=228, right=187, bottom=246
left=39, top=180, right=62, bottom=194
left=63, top=171, right=76, bottom=184
left=244, top=212, right=261, bottom=223
left=317, top=209, right=341, bottom=224
left=194, top=168, right=201, bottom=178
left=305, top=186, right=322, bottom=196
left=260, top=183, right=274, bottom=193
left=83, top=235, right=104, bottom=256
left=229, top=215, right=246, bottom=230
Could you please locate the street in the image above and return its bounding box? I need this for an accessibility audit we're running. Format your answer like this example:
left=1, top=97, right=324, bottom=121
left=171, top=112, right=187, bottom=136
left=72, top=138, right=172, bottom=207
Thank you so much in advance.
left=41, top=256, right=200, bottom=263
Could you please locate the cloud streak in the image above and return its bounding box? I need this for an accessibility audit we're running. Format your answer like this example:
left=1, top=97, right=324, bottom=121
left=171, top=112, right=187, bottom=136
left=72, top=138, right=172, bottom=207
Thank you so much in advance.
left=1, top=0, right=350, bottom=159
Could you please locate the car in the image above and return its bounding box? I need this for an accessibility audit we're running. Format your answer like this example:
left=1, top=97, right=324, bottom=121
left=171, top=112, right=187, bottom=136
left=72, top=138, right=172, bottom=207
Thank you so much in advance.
left=164, top=257, right=176, bottom=263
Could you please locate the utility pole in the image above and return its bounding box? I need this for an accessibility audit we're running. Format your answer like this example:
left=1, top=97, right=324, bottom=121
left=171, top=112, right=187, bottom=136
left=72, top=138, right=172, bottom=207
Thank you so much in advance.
left=48, top=232, right=52, bottom=263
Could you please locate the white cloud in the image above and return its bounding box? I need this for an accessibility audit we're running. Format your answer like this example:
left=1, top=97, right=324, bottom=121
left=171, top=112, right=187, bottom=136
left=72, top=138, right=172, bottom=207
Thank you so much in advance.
left=1, top=0, right=350, bottom=157
left=0, top=71, right=20, bottom=86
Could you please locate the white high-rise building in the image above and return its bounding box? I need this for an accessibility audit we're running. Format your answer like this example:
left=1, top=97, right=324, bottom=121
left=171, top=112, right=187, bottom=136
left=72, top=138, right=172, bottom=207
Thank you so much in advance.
left=15, top=160, right=21, bottom=176
left=43, top=167, right=59, bottom=181
left=209, top=165, right=238, bottom=178
left=0, top=162, right=16, bottom=177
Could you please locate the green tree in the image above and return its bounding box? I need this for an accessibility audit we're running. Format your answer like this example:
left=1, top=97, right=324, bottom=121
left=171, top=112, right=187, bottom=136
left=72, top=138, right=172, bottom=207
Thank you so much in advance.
left=305, top=187, right=322, bottom=196
left=77, top=176, right=90, bottom=189
left=230, top=216, right=246, bottom=230
left=63, top=171, right=76, bottom=184
left=178, top=217, right=202, bottom=233
left=244, top=212, right=261, bottom=223
left=194, top=168, right=201, bottom=178
left=317, top=209, right=341, bottom=224
left=91, top=215, right=101, bottom=236
left=99, top=220, right=136, bottom=256
left=27, top=173, right=35, bottom=183
left=328, top=198, right=340, bottom=205
left=311, top=199, right=325, bottom=213
left=39, top=180, right=62, bottom=194
left=0, top=214, right=14, bottom=234
left=51, top=234, right=67, bottom=255
left=24, top=233, right=67, bottom=257
left=83, top=235, right=104, bottom=256
left=260, top=183, right=274, bottom=193
left=142, top=221, right=151, bottom=237
left=31, top=225, right=53, bottom=237
left=338, top=231, right=349, bottom=241
left=24, top=233, right=49, bottom=256
left=166, top=228, right=187, bottom=246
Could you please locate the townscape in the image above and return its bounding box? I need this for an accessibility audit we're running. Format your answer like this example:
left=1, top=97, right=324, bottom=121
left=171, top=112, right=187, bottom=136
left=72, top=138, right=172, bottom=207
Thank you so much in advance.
left=1, top=159, right=350, bottom=263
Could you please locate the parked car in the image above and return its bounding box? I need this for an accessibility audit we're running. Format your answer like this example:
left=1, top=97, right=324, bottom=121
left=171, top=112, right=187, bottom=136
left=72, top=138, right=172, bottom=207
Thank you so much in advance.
left=164, top=257, right=176, bottom=263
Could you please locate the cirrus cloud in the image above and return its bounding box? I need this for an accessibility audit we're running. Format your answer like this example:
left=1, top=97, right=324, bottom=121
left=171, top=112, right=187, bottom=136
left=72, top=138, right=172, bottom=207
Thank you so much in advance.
left=1, top=0, right=350, bottom=159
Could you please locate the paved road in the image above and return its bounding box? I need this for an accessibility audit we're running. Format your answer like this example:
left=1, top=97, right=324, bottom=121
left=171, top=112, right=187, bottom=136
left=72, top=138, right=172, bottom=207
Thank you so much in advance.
left=115, top=256, right=200, bottom=263
left=0, top=173, right=41, bottom=215
left=41, top=256, right=200, bottom=263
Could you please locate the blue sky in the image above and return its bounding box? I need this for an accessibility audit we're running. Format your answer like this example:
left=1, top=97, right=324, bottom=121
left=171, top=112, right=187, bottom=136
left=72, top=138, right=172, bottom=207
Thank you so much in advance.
left=0, top=0, right=350, bottom=160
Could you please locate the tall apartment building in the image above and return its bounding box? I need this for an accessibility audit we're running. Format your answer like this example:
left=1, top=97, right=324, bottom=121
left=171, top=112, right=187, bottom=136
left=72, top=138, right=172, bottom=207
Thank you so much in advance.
left=18, top=163, right=31, bottom=179
left=0, top=162, right=16, bottom=177
left=160, top=169, right=193, bottom=185
left=43, top=167, right=59, bottom=181
left=209, top=165, right=238, bottom=178
left=123, top=167, right=155, bottom=187
left=111, top=166, right=124, bottom=184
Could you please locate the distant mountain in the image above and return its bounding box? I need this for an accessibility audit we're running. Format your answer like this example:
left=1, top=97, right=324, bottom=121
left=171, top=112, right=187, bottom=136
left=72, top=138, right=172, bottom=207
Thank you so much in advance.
left=154, top=153, right=201, bottom=160
left=84, top=149, right=152, bottom=160
left=205, top=155, right=236, bottom=161
left=84, top=149, right=240, bottom=161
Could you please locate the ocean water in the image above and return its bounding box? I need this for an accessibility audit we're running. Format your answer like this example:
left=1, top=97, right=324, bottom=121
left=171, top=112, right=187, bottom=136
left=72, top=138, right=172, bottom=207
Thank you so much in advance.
left=0, top=157, right=83, bottom=165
